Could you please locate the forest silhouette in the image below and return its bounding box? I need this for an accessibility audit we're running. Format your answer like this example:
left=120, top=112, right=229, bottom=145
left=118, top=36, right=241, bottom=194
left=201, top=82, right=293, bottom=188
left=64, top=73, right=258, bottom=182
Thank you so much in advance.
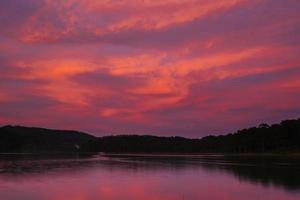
left=0, top=119, right=300, bottom=154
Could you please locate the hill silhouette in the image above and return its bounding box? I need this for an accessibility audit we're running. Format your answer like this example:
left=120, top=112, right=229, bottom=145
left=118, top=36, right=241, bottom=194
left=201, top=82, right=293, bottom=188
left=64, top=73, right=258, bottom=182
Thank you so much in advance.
left=82, top=119, right=300, bottom=153
left=1, top=118, right=300, bottom=153
left=0, top=126, right=96, bottom=153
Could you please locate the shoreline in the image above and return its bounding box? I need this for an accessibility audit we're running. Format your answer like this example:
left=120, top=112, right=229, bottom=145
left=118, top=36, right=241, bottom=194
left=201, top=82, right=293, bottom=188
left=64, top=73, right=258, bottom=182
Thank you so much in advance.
left=1, top=152, right=300, bottom=157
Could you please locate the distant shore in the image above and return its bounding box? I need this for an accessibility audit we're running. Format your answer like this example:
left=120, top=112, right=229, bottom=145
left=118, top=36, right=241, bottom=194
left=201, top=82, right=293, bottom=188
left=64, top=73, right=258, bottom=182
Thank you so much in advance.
left=1, top=118, right=300, bottom=154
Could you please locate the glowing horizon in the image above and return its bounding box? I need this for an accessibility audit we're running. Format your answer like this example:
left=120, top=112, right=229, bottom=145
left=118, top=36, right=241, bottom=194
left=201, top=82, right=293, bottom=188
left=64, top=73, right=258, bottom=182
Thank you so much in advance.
left=0, top=0, right=300, bottom=136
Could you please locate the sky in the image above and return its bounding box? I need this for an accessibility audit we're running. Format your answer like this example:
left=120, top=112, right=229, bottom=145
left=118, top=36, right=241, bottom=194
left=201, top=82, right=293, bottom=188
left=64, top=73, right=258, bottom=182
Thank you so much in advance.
left=0, top=0, right=300, bottom=137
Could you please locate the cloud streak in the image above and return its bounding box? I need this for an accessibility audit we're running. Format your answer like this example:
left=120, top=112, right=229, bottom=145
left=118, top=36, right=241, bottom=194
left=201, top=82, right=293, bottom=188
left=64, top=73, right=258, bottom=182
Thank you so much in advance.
left=0, top=0, right=299, bottom=136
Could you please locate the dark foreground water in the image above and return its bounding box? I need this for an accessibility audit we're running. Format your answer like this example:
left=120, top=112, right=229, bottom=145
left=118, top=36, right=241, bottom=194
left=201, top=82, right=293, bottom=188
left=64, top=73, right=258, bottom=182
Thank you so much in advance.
left=0, top=154, right=300, bottom=200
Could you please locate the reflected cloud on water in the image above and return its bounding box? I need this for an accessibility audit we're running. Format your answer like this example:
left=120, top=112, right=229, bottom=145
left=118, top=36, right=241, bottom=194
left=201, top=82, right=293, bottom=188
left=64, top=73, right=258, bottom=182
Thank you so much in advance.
left=0, top=153, right=300, bottom=200
left=1, top=154, right=300, bottom=191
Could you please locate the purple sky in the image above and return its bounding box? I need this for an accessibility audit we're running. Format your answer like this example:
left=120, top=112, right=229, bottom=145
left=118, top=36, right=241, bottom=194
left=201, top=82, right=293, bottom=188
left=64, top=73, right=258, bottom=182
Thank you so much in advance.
left=0, top=0, right=300, bottom=137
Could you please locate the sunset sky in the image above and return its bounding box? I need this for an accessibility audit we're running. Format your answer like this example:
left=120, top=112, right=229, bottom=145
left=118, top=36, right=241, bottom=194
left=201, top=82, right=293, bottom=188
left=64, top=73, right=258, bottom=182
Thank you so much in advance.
left=0, top=0, right=299, bottom=137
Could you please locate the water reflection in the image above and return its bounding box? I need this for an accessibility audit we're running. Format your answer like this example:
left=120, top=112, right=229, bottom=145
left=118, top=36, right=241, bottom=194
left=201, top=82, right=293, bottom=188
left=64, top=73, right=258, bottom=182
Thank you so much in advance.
left=0, top=154, right=300, bottom=200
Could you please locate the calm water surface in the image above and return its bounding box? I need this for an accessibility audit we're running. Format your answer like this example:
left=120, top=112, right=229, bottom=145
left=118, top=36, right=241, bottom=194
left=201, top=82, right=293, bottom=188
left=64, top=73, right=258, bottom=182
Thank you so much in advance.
left=0, top=154, right=300, bottom=200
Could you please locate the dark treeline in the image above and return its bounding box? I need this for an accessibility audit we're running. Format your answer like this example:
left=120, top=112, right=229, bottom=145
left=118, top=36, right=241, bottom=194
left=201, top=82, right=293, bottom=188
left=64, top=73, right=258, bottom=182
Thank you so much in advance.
left=0, top=118, right=300, bottom=153
left=0, top=125, right=96, bottom=153
left=82, top=119, right=300, bottom=153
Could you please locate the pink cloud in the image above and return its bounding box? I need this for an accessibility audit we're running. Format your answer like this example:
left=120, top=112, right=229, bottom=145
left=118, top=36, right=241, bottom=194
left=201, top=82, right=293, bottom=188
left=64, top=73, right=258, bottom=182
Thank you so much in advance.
left=0, top=0, right=300, bottom=136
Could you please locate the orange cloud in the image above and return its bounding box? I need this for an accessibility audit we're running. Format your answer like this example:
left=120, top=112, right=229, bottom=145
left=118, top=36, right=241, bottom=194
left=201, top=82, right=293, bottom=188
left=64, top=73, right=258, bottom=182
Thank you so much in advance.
left=107, top=0, right=249, bottom=31
left=17, top=0, right=253, bottom=43
left=1, top=0, right=299, bottom=136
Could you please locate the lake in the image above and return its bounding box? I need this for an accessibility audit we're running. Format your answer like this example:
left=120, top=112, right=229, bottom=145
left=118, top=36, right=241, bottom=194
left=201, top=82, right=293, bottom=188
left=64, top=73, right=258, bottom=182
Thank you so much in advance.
left=0, top=154, right=300, bottom=200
